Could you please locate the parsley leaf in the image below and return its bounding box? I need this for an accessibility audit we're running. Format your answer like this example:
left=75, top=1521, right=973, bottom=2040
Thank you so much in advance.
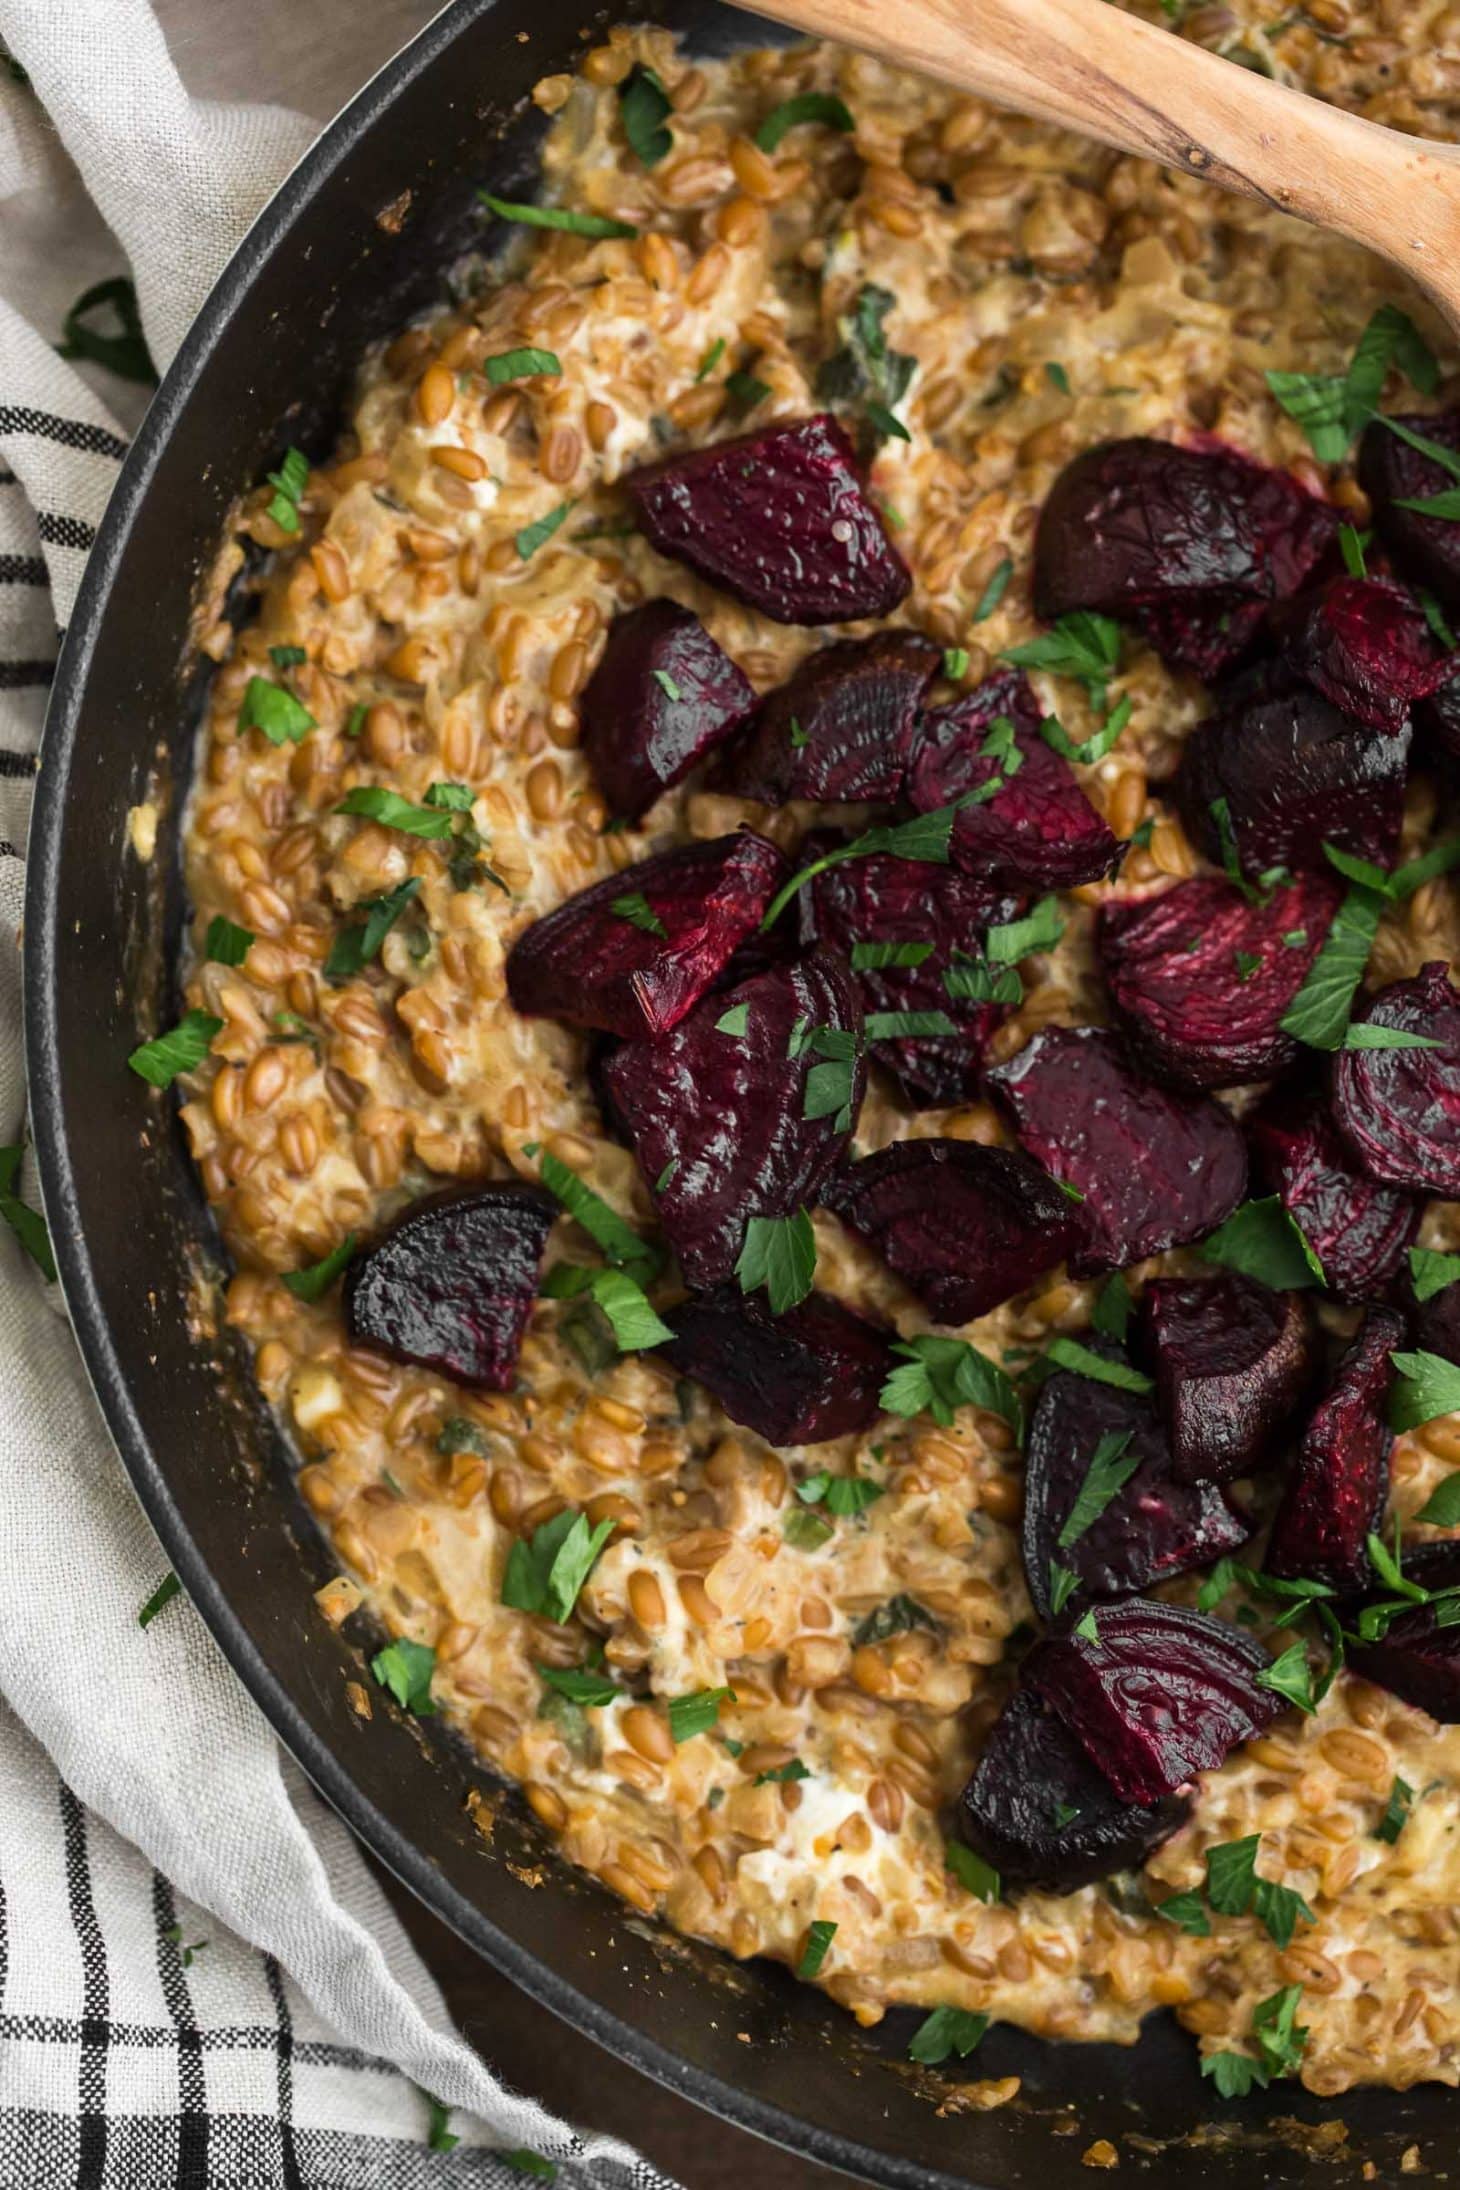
left=259, top=444, right=307, bottom=530
left=1002, top=611, right=1121, bottom=704
left=736, top=1209, right=816, bottom=1313
left=1091, top=1276, right=1131, bottom=1341
left=138, top=1573, right=181, bottom=1629
left=1374, top=1774, right=1416, bottom=1845
left=1388, top=1347, right=1460, bottom=1432
left=282, top=1234, right=358, bottom=1303
left=371, top=1637, right=436, bottom=1715
left=324, top=877, right=422, bottom=980
left=478, top=191, right=636, bottom=239
left=1412, top=1248, right=1460, bottom=1305
left=761, top=805, right=959, bottom=928
left=984, top=895, right=1065, bottom=963
left=755, top=91, right=855, bottom=151
left=336, top=785, right=457, bottom=839
left=128, top=1009, right=222, bottom=1089
left=695, top=337, right=726, bottom=382
left=797, top=1917, right=838, bottom=1977
left=1414, top=1474, right=1460, bottom=1528
left=815, top=282, right=915, bottom=442
left=501, top=1510, right=615, bottom=1624
left=620, top=65, right=672, bottom=166
left=1202, top=2050, right=1265, bottom=2100
left=906, top=2007, right=989, bottom=2066
left=516, top=500, right=574, bottom=560
left=486, top=346, right=561, bottom=384
left=538, top=1664, right=619, bottom=1707
left=851, top=939, right=934, bottom=971
left=204, top=915, right=254, bottom=966
left=1343, top=1024, right=1443, bottom=1052
left=527, top=1144, right=661, bottom=1283
left=880, top=1333, right=1023, bottom=1438
left=1057, top=1428, right=1138, bottom=1547
left=1257, top=1640, right=1320, bottom=1717
left=783, top=1507, right=835, bottom=1551
left=57, top=275, right=158, bottom=385
left=1045, top=1336, right=1154, bottom=1394
left=971, top=555, right=1014, bottom=624
left=943, top=952, right=1022, bottom=1006
left=239, top=676, right=314, bottom=745
left=797, top=1471, right=883, bottom=1518
left=611, top=890, right=668, bottom=937
left=667, top=1686, right=735, bottom=1743
left=945, top=1843, right=1001, bottom=1902
left=715, top=1002, right=750, bottom=1037
left=0, top=1144, right=54, bottom=1280
left=1155, top=1890, right=1211, bottom=1937
left=1200, top=1196, right=1324, bottom=1289
left=1048, top=1561, right=1079, bottom=1617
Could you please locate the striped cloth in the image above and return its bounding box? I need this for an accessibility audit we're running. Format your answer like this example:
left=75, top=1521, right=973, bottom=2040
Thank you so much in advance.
left=0, top=4, right=685, bottom=2185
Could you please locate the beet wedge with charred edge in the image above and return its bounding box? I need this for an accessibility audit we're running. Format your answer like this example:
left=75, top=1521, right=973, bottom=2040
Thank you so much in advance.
left=1250, top=1091, right=1420, bottom=1304
left=1021, top=1344, right=1250, bottom=1617
left=723, top=630, right=939, bottom=805
left=1135, top=1274, right=1316, bottom=1484
left=957, top=1685, right=1191, bottom=1894
left=658, top=1285, right=891, bottom=1446
left=1178, top=668, right=1410, bottom=882
left=1349, top=1608, right=1460, bottom=1723
left=602, top=950, right=863, bottom=1289
left=507, top=831, right=788, bottom=1041
left=1099, top=872, right=1342, bottom=1091
left=799, top=844, right=1020, bottom=1107
left=1359, top=409, right=1460, bottom=614
left=1026, top=1599, right=1285, bottom=1804
left=625, top=413, right=910, bottom=626
left=907, top=669, right=1120, bottom=892
left=344, top=1184, right=555, bottom=1390
left=988, top=1025, right=1248, bottom=1274
left=579, top=600, right=756, bottom=823
left=1266, top=1308, right=1403, bottom=1592
left=1332, top=963, right=1460, bottom=1198
left=822, top=1139, right=1084, bottom=1327
left=1034, top=437, right=1338, bottom=679
left=1273, top=576, right=1456, bottom=734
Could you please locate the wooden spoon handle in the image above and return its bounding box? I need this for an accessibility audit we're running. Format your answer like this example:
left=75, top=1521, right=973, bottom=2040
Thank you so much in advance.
left=745, top=0, right=1460, bottom=315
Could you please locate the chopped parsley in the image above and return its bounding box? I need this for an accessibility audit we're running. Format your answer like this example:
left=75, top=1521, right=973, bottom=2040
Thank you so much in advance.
left=667, top=1686, right=735, bottom=1744
left=239, top=675, right=314, bottom=745
left=619, top=65, right=672, bottom=166
left=1408, top=1247, right=1460, bottom=1304
left=1374, top=1774, right=1416, bottom=1845
left=371, top=1637, right=437, bottom=1715
left=538, top=1665, right=619, bottom=1708
left=761, top=805, right=959, bottom=929
left=477, top=191, right=637, bottom=239
left=500, top=1510, right=615, bottom=1623
left=971, top=555, right=1014, bottom=624
left=282, top=1234, right=358, bottom=1303
left=1200, top=1196, right=1324, bottom=1290
left=335, top=785, right=456, bottom=838
left=880, top=1332, right=1022, bottom=1438
left=204, top=915, right=253, bottom=966
left=1044, top=1336, right=1153, bottom=1394
left=726, top=369, right=771, bottom=413
left=525, top=1144, right=660, bottom=1283
left=796, top=1917, right=838, bottom=1978
left=945, top=1843, right=1000, bottom=1902
left=486, top=347, right=561, bottom=384
left=138, top=1573, right=181, bottom=1629
left=852, top=1595, right=939, bottom=1646
left=796, top=1471, right=883, bottom=1518
left=1057, top=1428, right=1138, bottom=1548
left=736, top=1209, right=816, bottom=1314
left=262, top=445, right=308, bottom=532
left=984, top=895, right=1065, bottom=963
left=324, top=877, right=422, bottom=981
left=610, top=890, right=668, bottom=937
left=1388, top=1346, right=1460, bottom=1432
left=755, top=91, right=855, bottom=151
left=0, top=1145, right=53, bottom=1281
left=516, top=500, right=574, bottom=560
left=815, top=281, right=915, bottom=443
left=906, top=2007, right=989, bottom=2066
left=127, top=1009, right=222, bottom=1089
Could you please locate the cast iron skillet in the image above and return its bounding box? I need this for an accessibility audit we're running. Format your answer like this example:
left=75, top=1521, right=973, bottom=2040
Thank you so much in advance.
left=23, top=1, right=1458, bottom=2181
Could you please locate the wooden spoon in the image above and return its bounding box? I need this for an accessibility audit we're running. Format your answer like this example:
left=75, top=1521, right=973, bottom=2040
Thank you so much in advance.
left=744, top=0, right=1460, bottom=332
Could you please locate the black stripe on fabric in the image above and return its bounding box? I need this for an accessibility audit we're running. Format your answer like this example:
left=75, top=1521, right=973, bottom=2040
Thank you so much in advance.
left=0, top=1858, right=9, bottom=2005
left=262, top=1955, right=305, bottom=2190
left=0, top=661, right=54, bottom=691
left=0, top=2011, right=374, bottom=2068
left=151, top=1874, right=208, bottom=2190
left=0, top=408, right=129, bottom=461
left=58, top=1784, right=108, bottom=2190
left=0, top=555, right=47, bottom=586
left=0, top=750, right=38, bottom=778
left=36, top=512, right=96, bottom=553
left=0, top=469, right=16, bottom=485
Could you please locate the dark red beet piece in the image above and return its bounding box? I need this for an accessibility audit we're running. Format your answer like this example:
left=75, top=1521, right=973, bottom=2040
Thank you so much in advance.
left=1273, top=576, right=1455, bottom=733
left=1250, top=1091, right=1420, bottom=1303
left=1178, top=671, right=1410, bottom=881
left=799, top=844, right=1019, bottom=1106
left=1034, top=437, right=1338, bottom=679
left=907, top=669, right=1120, bottom=891
left=988, top=1026, right=1248, bottom=1275
left=1266, top=1308, right=1402, bottom=1591
left=507, top=832, right=789, bottom=1040
left=1026, top=1599, right=1284, bottom=1804
left=1348, top=1606, right=1460, bottom=1723
left=1332, top=963, right=1460, bottom=1196
left=602, top=950, right=863, bottom=1288
left=1135, top=1274, right=1316, bottom=1484
left=626, top=413, right=911, bottom=626
left=1358, top=409, right=1460, bottom=613
left=1415, top=671, right=1460, bottom=777
left=956, top=1686, right=1191, bottom=1894
left=822, top=1139, right=1085, bottom=1326
left=579, top=601, right=756, bottom=822
left=344, top=1184, right=555, bottom=1390
left=723, top=630, right=939, bottom=804
left=1099, top=873, right=1342, bottom=1091
left=1021, top=1347, right=1250, bottom=1617
left=658, top=1284, right=890, bottom=1445
left=1403, top=1262, right=1460, bottom=1368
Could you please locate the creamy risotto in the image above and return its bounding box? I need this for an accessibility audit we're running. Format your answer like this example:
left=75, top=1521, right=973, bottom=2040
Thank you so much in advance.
left=163, top=0, right=1460, bottom=2103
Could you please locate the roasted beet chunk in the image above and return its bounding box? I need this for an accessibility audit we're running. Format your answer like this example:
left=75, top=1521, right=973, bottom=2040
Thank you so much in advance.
left=723, top=630, right=939, bottom=804
left=1416, top=671, right=1460, bottom=777
left=1332, top=963, right=1460, bottom=1196
left=1359, top=410, right=1460, bottom=613
left=507, top=832, right=788, bottom=1040
left=1350, top=1606, right=1460, bottom=1723
left=1178, top=673, right=1410, bottom=881
left=957, top=1686, right=1190, bottom=1894
left=626, top=414, right=911, bottom=626
left=1266, top=1308, right=1402, bottom=1591
left=988, top=1026, right=1248, bottom=1275
left=1026, top=1599, right=1284, bottom=1804
left=823, top=1139, right=1084, bottom=1326
left=1034, top=437, right=1338, bottom=679
left=1022, top=1347, right=1249, bottom=1617
left=800, top=847, right=1019, bottom=1105
left=579, top=601, right=756, bottom=822
left=602, top=951, right=863, bottom=1288
left=1099, top=873, right=1341, bottom=1091
left=907, top=669, right=1120, bottom=891
left=1136, top=1274, right=1316, bottom=1483
left=1250, top=1092, right=1420, bottom=1302
left=344, top=1184, right=554, bottom=1390
left=1273, top=577, right=1455, bottom=733
left=658, top=1285, right=890, bottom=1445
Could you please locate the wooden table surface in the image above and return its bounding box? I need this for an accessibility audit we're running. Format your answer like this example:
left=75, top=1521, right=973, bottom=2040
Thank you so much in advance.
left=379, top=1867, right=853, bottom=2189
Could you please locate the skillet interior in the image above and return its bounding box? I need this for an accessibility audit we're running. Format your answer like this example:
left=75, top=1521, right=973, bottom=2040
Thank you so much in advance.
left=23, top=0, right=1460, bottom=2179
